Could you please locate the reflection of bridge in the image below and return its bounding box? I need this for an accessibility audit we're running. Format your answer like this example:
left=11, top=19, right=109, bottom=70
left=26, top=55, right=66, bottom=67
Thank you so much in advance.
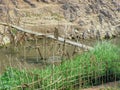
left=0, top=22, right=93, bottom=50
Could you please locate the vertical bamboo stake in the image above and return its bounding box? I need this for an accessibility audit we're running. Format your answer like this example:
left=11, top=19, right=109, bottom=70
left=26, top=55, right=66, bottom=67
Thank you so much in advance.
left=61, top=39, right=66, bottom=63
left=37, top=48, right=43, bottom=60
left=24, top=45, right=26, bottom=61
left=44, top=35, right=47, bottom=65
left=35, top=38, right=39, bottom=62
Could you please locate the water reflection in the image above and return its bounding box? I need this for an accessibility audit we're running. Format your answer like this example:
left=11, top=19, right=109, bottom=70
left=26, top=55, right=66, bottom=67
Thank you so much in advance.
left=0, top=37, right=120, bottom=74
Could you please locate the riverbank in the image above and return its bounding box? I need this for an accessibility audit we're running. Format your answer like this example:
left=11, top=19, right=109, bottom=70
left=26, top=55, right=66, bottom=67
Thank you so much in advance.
left=0, top=0, right=120, bottom=44
left=0, top=41, right=120, bottom=90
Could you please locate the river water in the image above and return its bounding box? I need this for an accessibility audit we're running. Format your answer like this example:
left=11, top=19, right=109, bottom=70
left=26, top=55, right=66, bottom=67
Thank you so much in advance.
left=0, top=37, right=120, bottom=74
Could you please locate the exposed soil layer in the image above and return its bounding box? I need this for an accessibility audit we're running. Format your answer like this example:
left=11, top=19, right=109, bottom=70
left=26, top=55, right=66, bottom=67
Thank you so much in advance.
left=0, top=0, right=120, bottom=42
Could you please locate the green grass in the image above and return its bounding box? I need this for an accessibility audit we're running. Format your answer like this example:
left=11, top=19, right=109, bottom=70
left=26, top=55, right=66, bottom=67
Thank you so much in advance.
left=0, top=67, right=38, bottom=90
left=0, top=41, right=120, bottom=90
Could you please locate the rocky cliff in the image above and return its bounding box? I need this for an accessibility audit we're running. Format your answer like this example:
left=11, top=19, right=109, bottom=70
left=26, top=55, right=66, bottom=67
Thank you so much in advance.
left=0, top=0, right=120, bottom=41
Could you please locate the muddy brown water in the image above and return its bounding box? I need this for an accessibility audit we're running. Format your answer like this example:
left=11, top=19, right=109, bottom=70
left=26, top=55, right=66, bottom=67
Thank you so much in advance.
left=0, top=37, right=120, bottom=74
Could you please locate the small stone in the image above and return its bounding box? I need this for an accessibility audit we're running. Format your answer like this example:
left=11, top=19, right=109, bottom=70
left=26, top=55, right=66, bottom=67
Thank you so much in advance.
left=2, top=36, right=10, bottom=45
left=57, top=0, right=67, bottom=4
left=41, top=0, right=51, bottom=3
left=78, top=20, right=85, bottom=26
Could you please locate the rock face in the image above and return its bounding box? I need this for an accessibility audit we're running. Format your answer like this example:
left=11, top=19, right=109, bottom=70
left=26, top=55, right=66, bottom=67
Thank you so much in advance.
left=0, top=0, right=120, bottom=41
left=62, top=2, right=80, bottom=22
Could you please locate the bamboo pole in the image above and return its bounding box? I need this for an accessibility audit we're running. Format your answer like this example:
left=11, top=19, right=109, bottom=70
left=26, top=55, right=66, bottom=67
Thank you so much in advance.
left=0, top=22, right=93, bottom=50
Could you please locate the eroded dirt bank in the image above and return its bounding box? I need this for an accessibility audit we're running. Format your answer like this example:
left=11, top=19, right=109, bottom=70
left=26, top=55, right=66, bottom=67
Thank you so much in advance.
left=0, top=0, right=120, bottom=44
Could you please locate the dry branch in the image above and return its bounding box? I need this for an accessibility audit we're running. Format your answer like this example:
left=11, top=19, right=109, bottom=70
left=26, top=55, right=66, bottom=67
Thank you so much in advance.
left=0, top=22, right=93, bottom=50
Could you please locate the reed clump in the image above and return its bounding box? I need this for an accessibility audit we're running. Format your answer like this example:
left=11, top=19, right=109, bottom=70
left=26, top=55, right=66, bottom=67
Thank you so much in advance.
left=0, top=42, right=120, bottom=90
